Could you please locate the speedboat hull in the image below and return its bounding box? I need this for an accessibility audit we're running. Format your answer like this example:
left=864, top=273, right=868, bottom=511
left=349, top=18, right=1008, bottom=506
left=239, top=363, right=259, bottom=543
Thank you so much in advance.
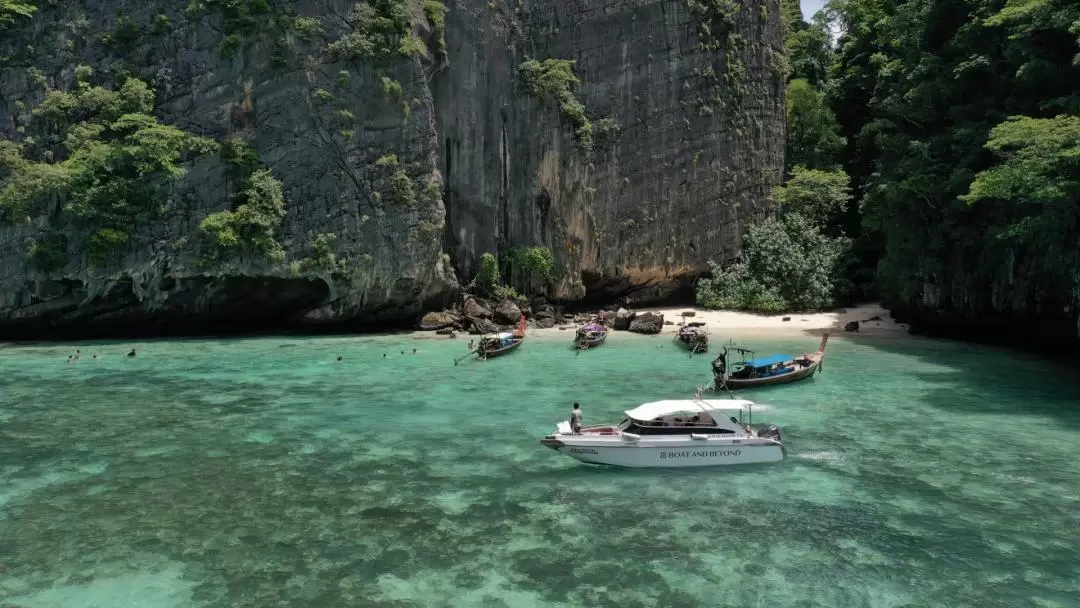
left=540, top=436, right=784, bottom=468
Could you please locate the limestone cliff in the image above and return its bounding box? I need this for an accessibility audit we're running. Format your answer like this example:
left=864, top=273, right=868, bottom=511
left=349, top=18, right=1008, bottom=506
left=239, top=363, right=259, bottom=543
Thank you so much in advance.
left=0, top=0, right=784, bottom=338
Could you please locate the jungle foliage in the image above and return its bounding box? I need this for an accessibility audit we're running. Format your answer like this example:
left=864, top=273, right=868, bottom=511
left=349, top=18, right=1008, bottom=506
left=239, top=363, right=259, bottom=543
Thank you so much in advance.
left=701, top=0, right=1080, bottom=320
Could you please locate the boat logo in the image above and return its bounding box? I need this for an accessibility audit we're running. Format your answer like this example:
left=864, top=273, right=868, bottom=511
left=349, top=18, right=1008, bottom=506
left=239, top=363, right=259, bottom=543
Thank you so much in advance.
left=568, top=447, right=599, bottom=455
left=660, top=449, right=741, bottom=459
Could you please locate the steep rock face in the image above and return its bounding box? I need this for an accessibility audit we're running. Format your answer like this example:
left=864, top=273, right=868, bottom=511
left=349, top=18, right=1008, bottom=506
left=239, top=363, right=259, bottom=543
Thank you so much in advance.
left=0, top=0, right=784, bottom=338
left=436, top=0, right=786, bottom=301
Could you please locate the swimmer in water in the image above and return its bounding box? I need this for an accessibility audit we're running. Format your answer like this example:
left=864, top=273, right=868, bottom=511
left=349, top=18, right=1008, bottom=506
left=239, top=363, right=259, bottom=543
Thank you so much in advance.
left=412, top=348, right=417, bottom=354
left=383, top=353, right=387, bottom=358
left=127, top=348, right=136, bottom=358
left=337, top=356, right=343, bottom=361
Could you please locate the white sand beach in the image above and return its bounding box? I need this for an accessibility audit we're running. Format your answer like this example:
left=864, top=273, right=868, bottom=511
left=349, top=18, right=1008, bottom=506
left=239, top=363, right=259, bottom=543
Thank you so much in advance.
left=413, top=302, right=909, bottom=340
left=613, top=302, right=908, bottom=338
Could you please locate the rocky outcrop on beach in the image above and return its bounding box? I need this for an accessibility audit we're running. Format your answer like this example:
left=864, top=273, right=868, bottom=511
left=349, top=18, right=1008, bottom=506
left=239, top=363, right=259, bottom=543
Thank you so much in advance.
left=0, top=0, right=785, bottom=339
left=628, top=312, right=665, bottom=335
left=613, top=308, right=636, bottom=331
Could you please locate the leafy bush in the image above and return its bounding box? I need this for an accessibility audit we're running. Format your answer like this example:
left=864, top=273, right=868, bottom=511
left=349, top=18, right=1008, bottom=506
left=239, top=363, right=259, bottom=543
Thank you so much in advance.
left=374, top=154, right=417, bottom=209
left=89, top=227, right=130, bottom=265
left=221, top=136, right=260, bottom=173
left=303, top=232, right=339, bottom=270
left=785, top=79, right=845, bottom=171
left=696, top=260, right=787, bottom=313
left=697, top=168, right=855, bottom=312
left=293, top=16, right=322, bottom=39
left=518, top=59, right=593, bottom=150
left=423, top=0, right=447, bottom=59
left=199, top=168, right=286, bottom=261
left=771, top=166, right=851, bottom=233
left=473, top=252, right=519, bottom=300
left=0, top=0, right=36, bottom=30
left=328, top=0, right=413, bottom=65
left=504, top=246, right=554, bottom=293
left=0, top=78, right=216, bottom=267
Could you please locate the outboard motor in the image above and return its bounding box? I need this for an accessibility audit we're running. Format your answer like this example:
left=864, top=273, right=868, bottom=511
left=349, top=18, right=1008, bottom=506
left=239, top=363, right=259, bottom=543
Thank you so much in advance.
left=757, top=424, right=782, bottom=442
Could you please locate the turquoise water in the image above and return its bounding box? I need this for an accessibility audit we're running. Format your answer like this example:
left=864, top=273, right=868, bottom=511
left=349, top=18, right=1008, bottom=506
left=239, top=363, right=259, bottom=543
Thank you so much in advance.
left=2, top=331, right=1079, bottom=607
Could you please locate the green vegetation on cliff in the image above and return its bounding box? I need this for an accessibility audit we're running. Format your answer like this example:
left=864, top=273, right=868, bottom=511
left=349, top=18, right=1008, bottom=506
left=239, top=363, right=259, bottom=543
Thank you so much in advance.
left=518, top=59, right=593, bottom=150
left=471, top=246, right=556, bottom=301
left=329, top=0, right=413, bottom=64
left=831, top=0, right=1080, bottom=318
left=199, top=168, right=287, bottom=263
left=504, top=246, right=555, bottom=295
left=0, top=0, right=34, bottom=30
left=473, top=252, right=518, bottom=300
left=0, top=77, right=216, bottom=267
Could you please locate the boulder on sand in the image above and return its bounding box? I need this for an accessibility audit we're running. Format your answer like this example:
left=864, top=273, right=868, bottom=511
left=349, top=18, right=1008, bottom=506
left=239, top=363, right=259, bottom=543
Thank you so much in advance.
left=417, top=311, right=460, bottom=331
left=628, top=312, right=664, bottom=334
left=534, top=305, right=556, bottom=319
left=844, top=320, right=860, bottom=332
left=613, top=308, right=636, bottom=330
left=535, top=317, right=556, bottom=329
left=464, top=297, right=492, bottom=319
left=468, top=318, right=499, bottom=334
left=494, top=299, right=522, bottom=325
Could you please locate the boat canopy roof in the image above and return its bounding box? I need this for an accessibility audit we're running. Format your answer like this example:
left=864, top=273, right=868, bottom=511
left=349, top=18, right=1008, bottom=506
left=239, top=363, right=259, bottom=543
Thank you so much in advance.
left=624, top=399, right=760, bottom=422
left=496, top=332, right=513, bottom=339
left=744, top=354, right=793, bottom=368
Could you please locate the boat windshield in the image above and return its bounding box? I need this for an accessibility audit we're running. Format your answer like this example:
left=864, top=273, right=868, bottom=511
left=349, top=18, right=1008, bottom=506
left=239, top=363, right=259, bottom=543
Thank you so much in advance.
left=621, top=414, right=737, bottom=435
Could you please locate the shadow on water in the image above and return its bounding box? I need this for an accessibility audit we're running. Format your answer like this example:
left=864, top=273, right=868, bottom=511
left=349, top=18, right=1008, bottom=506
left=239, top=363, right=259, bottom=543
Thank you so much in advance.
left=800, top=327, right=1080, bottom=426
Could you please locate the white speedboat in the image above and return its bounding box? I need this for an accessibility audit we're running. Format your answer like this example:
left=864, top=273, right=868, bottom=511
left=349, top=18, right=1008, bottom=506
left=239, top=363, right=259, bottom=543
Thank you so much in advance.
left=540, top=398, right=784, bottom=468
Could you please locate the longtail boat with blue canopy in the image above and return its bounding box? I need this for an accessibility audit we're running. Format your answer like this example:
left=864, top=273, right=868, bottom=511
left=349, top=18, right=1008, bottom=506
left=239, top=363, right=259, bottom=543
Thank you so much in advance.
left=711, top=334, right=829, bottom=390
left=573, top=323, right=608, bottom=350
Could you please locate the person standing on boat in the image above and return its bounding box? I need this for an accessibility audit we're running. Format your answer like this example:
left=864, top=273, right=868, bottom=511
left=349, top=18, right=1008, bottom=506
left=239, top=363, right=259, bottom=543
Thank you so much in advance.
left=570, top=402, right=583, bottom=434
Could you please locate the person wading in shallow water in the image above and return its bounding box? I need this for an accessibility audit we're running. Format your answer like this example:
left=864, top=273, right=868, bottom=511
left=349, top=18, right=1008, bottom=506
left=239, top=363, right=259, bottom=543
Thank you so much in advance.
left=570, top=402, right=583, bottom=434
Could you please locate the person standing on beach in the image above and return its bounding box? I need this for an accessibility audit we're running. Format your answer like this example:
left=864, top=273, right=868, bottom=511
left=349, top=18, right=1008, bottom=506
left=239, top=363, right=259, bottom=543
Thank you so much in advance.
left=570, top=402, right=582, bottom=434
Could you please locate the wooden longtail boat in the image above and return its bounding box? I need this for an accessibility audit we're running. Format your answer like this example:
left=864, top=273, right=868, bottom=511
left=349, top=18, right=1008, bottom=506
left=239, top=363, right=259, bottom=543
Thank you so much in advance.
left=712, top=334, right=829, bottom=390
left=477, top=315, right=526, bottom=359
left=674, top=322, right=709, bottom=353
left=573, top=324, right=608, bottom=350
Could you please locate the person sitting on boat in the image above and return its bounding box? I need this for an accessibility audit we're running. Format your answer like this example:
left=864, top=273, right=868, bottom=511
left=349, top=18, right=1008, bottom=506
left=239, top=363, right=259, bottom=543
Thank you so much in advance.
left=570, top=402, right=582, bottom=434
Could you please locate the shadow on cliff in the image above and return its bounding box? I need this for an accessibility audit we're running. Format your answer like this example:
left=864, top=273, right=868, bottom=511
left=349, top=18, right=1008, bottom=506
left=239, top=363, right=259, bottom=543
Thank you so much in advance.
left=1, top=275, right=425, bottom=343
